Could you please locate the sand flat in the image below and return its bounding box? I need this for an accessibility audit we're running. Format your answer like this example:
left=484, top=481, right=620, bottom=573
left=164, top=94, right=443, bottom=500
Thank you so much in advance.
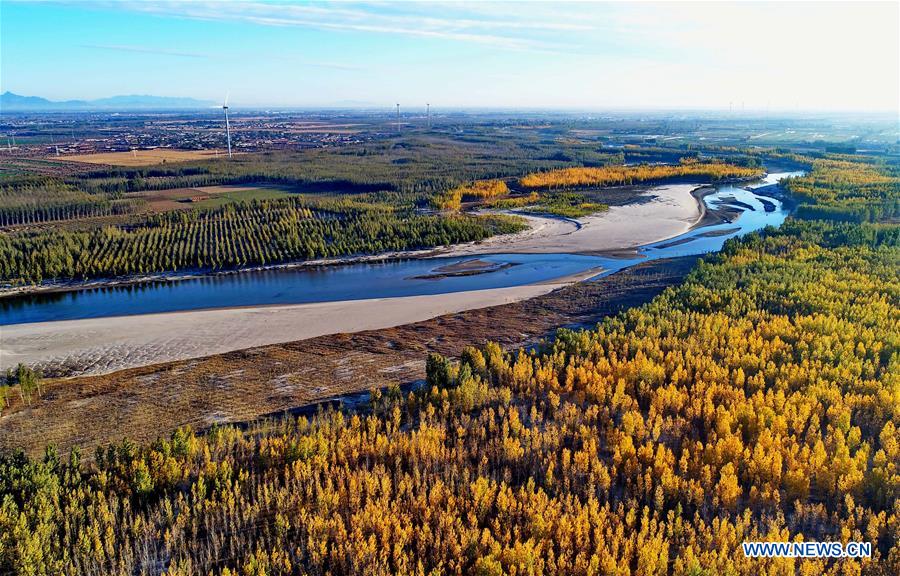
left=440, top=184, right=702, bottom=256
left=1, top=271, right=599, bottom=377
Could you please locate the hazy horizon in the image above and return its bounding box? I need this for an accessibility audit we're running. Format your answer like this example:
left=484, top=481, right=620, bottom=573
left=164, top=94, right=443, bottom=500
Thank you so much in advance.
left=2, top=1, right=899, bottom=113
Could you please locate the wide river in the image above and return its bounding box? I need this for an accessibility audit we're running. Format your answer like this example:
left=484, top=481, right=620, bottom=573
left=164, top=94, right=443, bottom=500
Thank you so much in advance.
left=0, top=172, right=802, bottom=326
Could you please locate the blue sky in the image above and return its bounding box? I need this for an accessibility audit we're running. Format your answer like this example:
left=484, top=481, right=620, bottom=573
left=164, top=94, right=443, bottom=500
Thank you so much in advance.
left=2, top=1, right=898, bottom=111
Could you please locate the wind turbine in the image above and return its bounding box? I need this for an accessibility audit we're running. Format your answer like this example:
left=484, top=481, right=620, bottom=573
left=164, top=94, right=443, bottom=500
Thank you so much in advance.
left=426, top=103, right=430, bottom=129
left=396, top=103, right=400, bottom=134
left=223, top=93, right=233, bottom=159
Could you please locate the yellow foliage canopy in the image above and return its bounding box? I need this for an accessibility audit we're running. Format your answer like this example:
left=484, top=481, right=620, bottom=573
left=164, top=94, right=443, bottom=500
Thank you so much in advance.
left=432, top=179, right=509, bottom=211
left=520, top=162, right=762, bottom=190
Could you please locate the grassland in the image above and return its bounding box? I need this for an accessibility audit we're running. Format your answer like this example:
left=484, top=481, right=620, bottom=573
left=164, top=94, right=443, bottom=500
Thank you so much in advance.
left=490, top=191, right=609, bottom=218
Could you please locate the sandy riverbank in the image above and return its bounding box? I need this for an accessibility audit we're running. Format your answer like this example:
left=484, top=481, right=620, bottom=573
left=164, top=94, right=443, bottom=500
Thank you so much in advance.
left=0, top=268, right=602, bottom=377
left=0, top=182, right=706, bottom=299
left=0, top=183, right=709, bottom=376
left=0, top=257, right=700, bottom=458
left=436, top=183, right=705, bottom=256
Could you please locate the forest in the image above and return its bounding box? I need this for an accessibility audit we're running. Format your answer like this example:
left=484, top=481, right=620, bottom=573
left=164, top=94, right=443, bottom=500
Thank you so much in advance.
left=0, top=199, right=524, bottom=284
left=519, top=162, right=763, bottom=190
left=62, top=136, right=617, bottom=202
left=431, top=180, right=510, bottom=212
left=431, top=160, right=756, bottom=217
left=787, top=158, right=900, bottom=222
left=431, top=179, right=607, bottom=218
left=0, top=178, right=143, bottom=227
left=0, top=149, right=896, bottom=574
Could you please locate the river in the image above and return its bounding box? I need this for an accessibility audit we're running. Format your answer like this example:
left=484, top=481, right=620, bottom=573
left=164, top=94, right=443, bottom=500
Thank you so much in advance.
left=0, top=171, right=802, bottom=326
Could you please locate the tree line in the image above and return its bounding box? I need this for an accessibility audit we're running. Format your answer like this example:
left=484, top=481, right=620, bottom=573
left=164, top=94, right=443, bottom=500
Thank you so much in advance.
left=0, top=178, right=141, bottom=228
left=786, top=158, right=900, bottom=222
left=519, top=162, right=763, bottom=190
left=0, top=199, right=141, bottom=227
left=431, top=179, right=509, bottom=211
left=0, top=198, right=525, bottom=284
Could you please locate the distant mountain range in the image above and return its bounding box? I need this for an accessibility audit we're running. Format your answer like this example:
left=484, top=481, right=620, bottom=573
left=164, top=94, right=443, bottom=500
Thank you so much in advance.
left=0, top=92, right=215, bottom=111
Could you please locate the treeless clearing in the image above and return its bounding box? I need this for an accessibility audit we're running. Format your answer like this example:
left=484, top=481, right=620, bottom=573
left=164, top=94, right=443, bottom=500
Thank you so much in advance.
left=130, top=184, right=295, bottom=212
left=60, top=149, right=232, bottom=166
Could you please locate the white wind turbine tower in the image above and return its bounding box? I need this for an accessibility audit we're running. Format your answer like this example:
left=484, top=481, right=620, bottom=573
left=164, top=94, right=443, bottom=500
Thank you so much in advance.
left=223, top=93, right=233, bottom=159
left=426, top=103, right=430, bottom=129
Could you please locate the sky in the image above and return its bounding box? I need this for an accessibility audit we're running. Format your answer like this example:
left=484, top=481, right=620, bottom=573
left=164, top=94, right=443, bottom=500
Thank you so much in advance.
left=1, top=1, right=898, bottom=112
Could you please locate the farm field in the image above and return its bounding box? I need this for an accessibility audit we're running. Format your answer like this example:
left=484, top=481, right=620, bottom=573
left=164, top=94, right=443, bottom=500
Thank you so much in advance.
left=60, top=148, right=230, bottom=166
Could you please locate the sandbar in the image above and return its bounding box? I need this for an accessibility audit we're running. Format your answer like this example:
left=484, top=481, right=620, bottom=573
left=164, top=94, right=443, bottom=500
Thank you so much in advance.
left=438, top=184, right=704, bottom=256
